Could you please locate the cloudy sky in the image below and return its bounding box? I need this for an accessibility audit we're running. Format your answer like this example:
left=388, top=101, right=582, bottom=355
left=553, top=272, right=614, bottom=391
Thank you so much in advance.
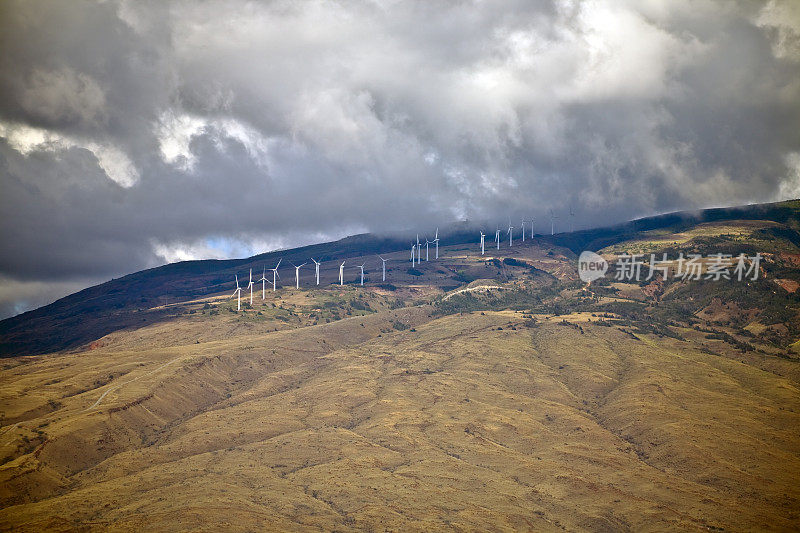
left=1, top=0, right=799, bottom=318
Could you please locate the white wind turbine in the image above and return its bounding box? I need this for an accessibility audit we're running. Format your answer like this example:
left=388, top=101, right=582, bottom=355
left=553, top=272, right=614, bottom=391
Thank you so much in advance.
left=339, top=260, right=345, bottom=286
left=269, top=258, right=282, bottom=292
left=507, top=220, right=514, bottom=246
left=520, top=218, right=525, bottom=242
left=433, top=228, right=440, bottom=259
left=379, top=256, right=387, bottom=281
left=231, top=274, right=242, bottom=311
left=292, top=262, right=306, bottom=289
left=311, top=258, right=321, bottom=285
left=246, top=268, right=255, bottom=306
left=530, top=216, right=534, bottom=239
left=410, top=243, right=416, bottom=265
left=357, top=263, right=365, bottom=286
left=549, top=209, right=558, bottom=235
left=424, top=238, right=430, bottom=261
left=569, top=205, right=575, bottom=232
left=258, top=266, right=268, bottom=299
left=495, top=227, right=501, bottom=250
left=480, top=231, right=485, bottom=255
left=416, top=234, right=421, bottom=263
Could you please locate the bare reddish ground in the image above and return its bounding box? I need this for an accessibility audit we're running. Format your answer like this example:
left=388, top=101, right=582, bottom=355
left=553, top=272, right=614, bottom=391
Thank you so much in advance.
left=780, top=253, right=800, bottom=266
left=642, top=278, right=665, bottom=301
left=775, top=279, right=800, bottom=293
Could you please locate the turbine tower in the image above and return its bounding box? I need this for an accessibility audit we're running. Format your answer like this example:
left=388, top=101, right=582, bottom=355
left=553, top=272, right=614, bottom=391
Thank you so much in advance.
left=411, top=243, right=416, bottom=265
left=433, top=228, right=440, bottom=259
left=311, top=258, right=321, bottom=285
left=269, top=258, right=282, bottom=292
left=246, top=269, right=255, bottom=306
left=520, top=218, right=525, bottom=242
left=258, top=266, right=268, bottom=299
left=379, top=256, right=387, bottom=281
left=231, top=274, right=242, bottom=311
left=424, top=239, right=430, bottom=261
left=339, top=261, right=345, bottom=286
left=292, top=262, right=306, bottom=289
left=480, top=231, right=485, bottom=255
left=569, top=205, right=575, bottom=232
left=530, top=216, right=534, bottom=239
left=507, top=221, right=514, bottom=246
left=495, top=227, right=501, bottom=250
left=358, top=263, right=365, bottom=286
left=549, top=209, right=558, bottom=235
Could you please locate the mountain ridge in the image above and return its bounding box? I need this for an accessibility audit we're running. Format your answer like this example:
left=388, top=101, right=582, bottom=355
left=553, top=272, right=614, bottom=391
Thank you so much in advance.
left=1, top=199, right=798, bottom=357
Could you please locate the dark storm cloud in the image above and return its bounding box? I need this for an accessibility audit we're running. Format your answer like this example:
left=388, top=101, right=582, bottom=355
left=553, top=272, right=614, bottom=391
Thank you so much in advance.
left=1, top=0, right=799, bottom=318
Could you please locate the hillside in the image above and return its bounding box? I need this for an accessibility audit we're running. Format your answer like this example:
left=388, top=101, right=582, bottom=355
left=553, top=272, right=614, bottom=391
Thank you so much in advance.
left=2, top=200, right=799, bottom=358
left=1, top=199, right=800, bottom=530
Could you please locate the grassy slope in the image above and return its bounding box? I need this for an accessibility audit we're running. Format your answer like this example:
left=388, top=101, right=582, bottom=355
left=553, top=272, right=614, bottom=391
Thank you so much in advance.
left=0, top=306, right=798, bottom=531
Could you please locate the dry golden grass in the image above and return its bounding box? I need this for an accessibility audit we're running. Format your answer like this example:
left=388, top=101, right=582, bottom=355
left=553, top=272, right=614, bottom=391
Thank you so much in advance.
left=1, top=294, right=799, bottom=531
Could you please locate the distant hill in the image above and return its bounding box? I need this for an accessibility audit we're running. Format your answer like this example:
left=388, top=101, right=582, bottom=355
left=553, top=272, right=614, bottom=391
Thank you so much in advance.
left=543, top=199, right=800, bottom=254
left=1, top=199, right=798, bottom=357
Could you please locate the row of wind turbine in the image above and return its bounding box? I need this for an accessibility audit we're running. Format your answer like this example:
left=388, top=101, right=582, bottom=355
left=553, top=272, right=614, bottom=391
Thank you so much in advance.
left=478, top=207, right=576, bottom=254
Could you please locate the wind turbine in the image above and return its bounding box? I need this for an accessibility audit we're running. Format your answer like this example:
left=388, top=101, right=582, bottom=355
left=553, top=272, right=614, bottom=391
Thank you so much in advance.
left=530, top=216, right=534, bottom=239
left=311, top=258, right=321, bottom=285
left=258, top=266, right=268, bottom=299
left=569, top=205, right=575, bottom=232
left=411, top=243, right=416, bottom=265
left=480, top=231, right=485, bottom=255
left=521, top=218, right=525, bottom=242
left=416, top=235, right=421, bottom=263
left=291, top=262, right=306, bottom=289
left=357, top=263, right=365, bottom=286
left=507, top=221, right=514, bottom=246
left=269, top=259, right=282, bottom=292
left=231, top=274, right=242, bottom=311
left=378, top=256, right=387, bottom=281
left=424, top=239, right=430, bottom=261
left=246, top=269, right=254, bottom=306
left=433, top=228, right=439, bottom=259
left=549, top=209, right=558, bottom=235
left=495, top=227, right=501, bottom=250
left=339, top=260, right=345, bottom=286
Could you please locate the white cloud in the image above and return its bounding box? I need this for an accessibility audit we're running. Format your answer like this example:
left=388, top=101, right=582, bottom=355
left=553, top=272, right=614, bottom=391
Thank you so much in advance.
left=756, top=0, right=800, bottom=59
left=156, top=111, right=273, bottom=172
left=156, top=111, right=206, bottom=171
left=778, top=152, right=800, bottom=200
left=0, top=122, right=138, bottom=187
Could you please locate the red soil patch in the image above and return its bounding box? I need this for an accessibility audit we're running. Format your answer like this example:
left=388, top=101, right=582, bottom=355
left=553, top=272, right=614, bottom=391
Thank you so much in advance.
left=775, top=279, right=800, bottom=293
left=780, top=253, right=800, bottom=266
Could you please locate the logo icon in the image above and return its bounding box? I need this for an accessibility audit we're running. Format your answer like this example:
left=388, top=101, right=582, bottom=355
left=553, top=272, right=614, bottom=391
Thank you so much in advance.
left=578, top=251, right=608, bottom=283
